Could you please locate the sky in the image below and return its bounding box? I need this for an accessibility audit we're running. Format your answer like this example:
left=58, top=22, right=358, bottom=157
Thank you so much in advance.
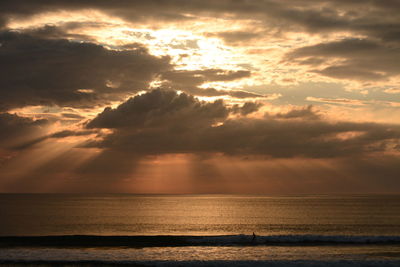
left=0, top=0, right=399, bottom=194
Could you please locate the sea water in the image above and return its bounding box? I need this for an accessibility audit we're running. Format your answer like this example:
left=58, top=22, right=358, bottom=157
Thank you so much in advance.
left=0, top=194, right=399, bottom=266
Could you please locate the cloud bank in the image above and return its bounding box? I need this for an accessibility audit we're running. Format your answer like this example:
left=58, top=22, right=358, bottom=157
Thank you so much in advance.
left=87, top=89, right=400, bottom=158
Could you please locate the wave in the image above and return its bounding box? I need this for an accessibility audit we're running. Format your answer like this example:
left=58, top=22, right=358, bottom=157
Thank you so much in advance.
left=1, top=234, right=400, bottom=247
left=188, top=234, right=400, bottom=245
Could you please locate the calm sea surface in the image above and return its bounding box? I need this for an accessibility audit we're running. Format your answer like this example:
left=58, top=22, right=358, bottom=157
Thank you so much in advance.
left=0, top=194, right=399, bottom=265
left=1, top=194, right=399, bottom=236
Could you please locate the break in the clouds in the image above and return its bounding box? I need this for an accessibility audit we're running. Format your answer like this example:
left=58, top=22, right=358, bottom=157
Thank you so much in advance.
left=0, top=28, right=259, bottom=111
left=1, top=0, right=399, bottom=93
left=0, top=0, right=399, bottom=193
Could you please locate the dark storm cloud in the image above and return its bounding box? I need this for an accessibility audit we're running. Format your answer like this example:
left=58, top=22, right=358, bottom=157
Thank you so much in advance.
left=87, top=89, right=400, bottom=158
left=0, top=112, right=48, bottom=149
left=0, top=30, right=171, bottom=111
left=287, top=38, right=400, bottom=81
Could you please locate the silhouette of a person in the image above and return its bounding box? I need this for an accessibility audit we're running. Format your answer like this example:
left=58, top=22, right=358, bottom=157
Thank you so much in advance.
left=252, top=232, right=256, bottom=242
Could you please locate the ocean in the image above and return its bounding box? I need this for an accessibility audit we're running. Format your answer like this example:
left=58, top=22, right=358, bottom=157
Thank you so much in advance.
left=0, top=194, right=399, bottom=266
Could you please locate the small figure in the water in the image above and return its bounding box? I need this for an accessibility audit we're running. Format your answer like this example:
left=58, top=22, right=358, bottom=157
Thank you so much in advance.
left=252, top=232, right=256, bottom=242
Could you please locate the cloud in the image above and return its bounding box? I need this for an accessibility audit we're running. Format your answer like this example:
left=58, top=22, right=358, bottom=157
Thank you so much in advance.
left=306, top=96, right=400, bottom=108
left=0, top=1, right=397, bottom=47
left=306, top=96, right=367, bottom=106
left=232, top=102, right=263, bottom=116
left=1, top=1, right=398, bottom=91
left=86, top=89, right=400, bottom=158
left=0, top=1, right=399, bottom=193
left=0, top=27, right=261, bottom=111
left=286, top=38, right=400, bottom=81
left=158, top=69, right=269, bottom=99
left=61, top=113, right=86, bottom=119
left=87, top=89, right=229, bottom=130
left=0, top=30, right=171, bottom=111
left=274, top=105, right=320, bottom=120
left=384, top=88, right=400, bottom=94
left=176, top=87, right=266, bottom=99
left=19, top=22, right=107, bottom=41
left=1, top=1, right=398, bottom=37
left=206, top=31, right=261, bottom=45
left=0, top=112, right=48, bottom=149
left=10, top=129, right=96, bottom=150
left=161, top=69, right=251, bottom=87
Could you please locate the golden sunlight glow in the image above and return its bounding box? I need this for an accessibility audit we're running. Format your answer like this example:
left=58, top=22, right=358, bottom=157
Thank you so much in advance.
left=8, top=9, right=400, bottom=93
left=126, top=154, right=193, bottom=194
left=0, top=136, right=99, bottom=192
left=2, top=4, right=400, bottom=195
left=7, top=10, right=124, bottom=30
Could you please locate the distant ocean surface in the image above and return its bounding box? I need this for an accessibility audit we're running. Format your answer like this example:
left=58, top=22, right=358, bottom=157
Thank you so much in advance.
left=0, top=194, right=399, bottom=266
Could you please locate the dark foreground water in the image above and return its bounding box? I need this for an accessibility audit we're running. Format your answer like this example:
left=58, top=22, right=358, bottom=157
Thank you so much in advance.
left=0, top=194, right=399, bottom=266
